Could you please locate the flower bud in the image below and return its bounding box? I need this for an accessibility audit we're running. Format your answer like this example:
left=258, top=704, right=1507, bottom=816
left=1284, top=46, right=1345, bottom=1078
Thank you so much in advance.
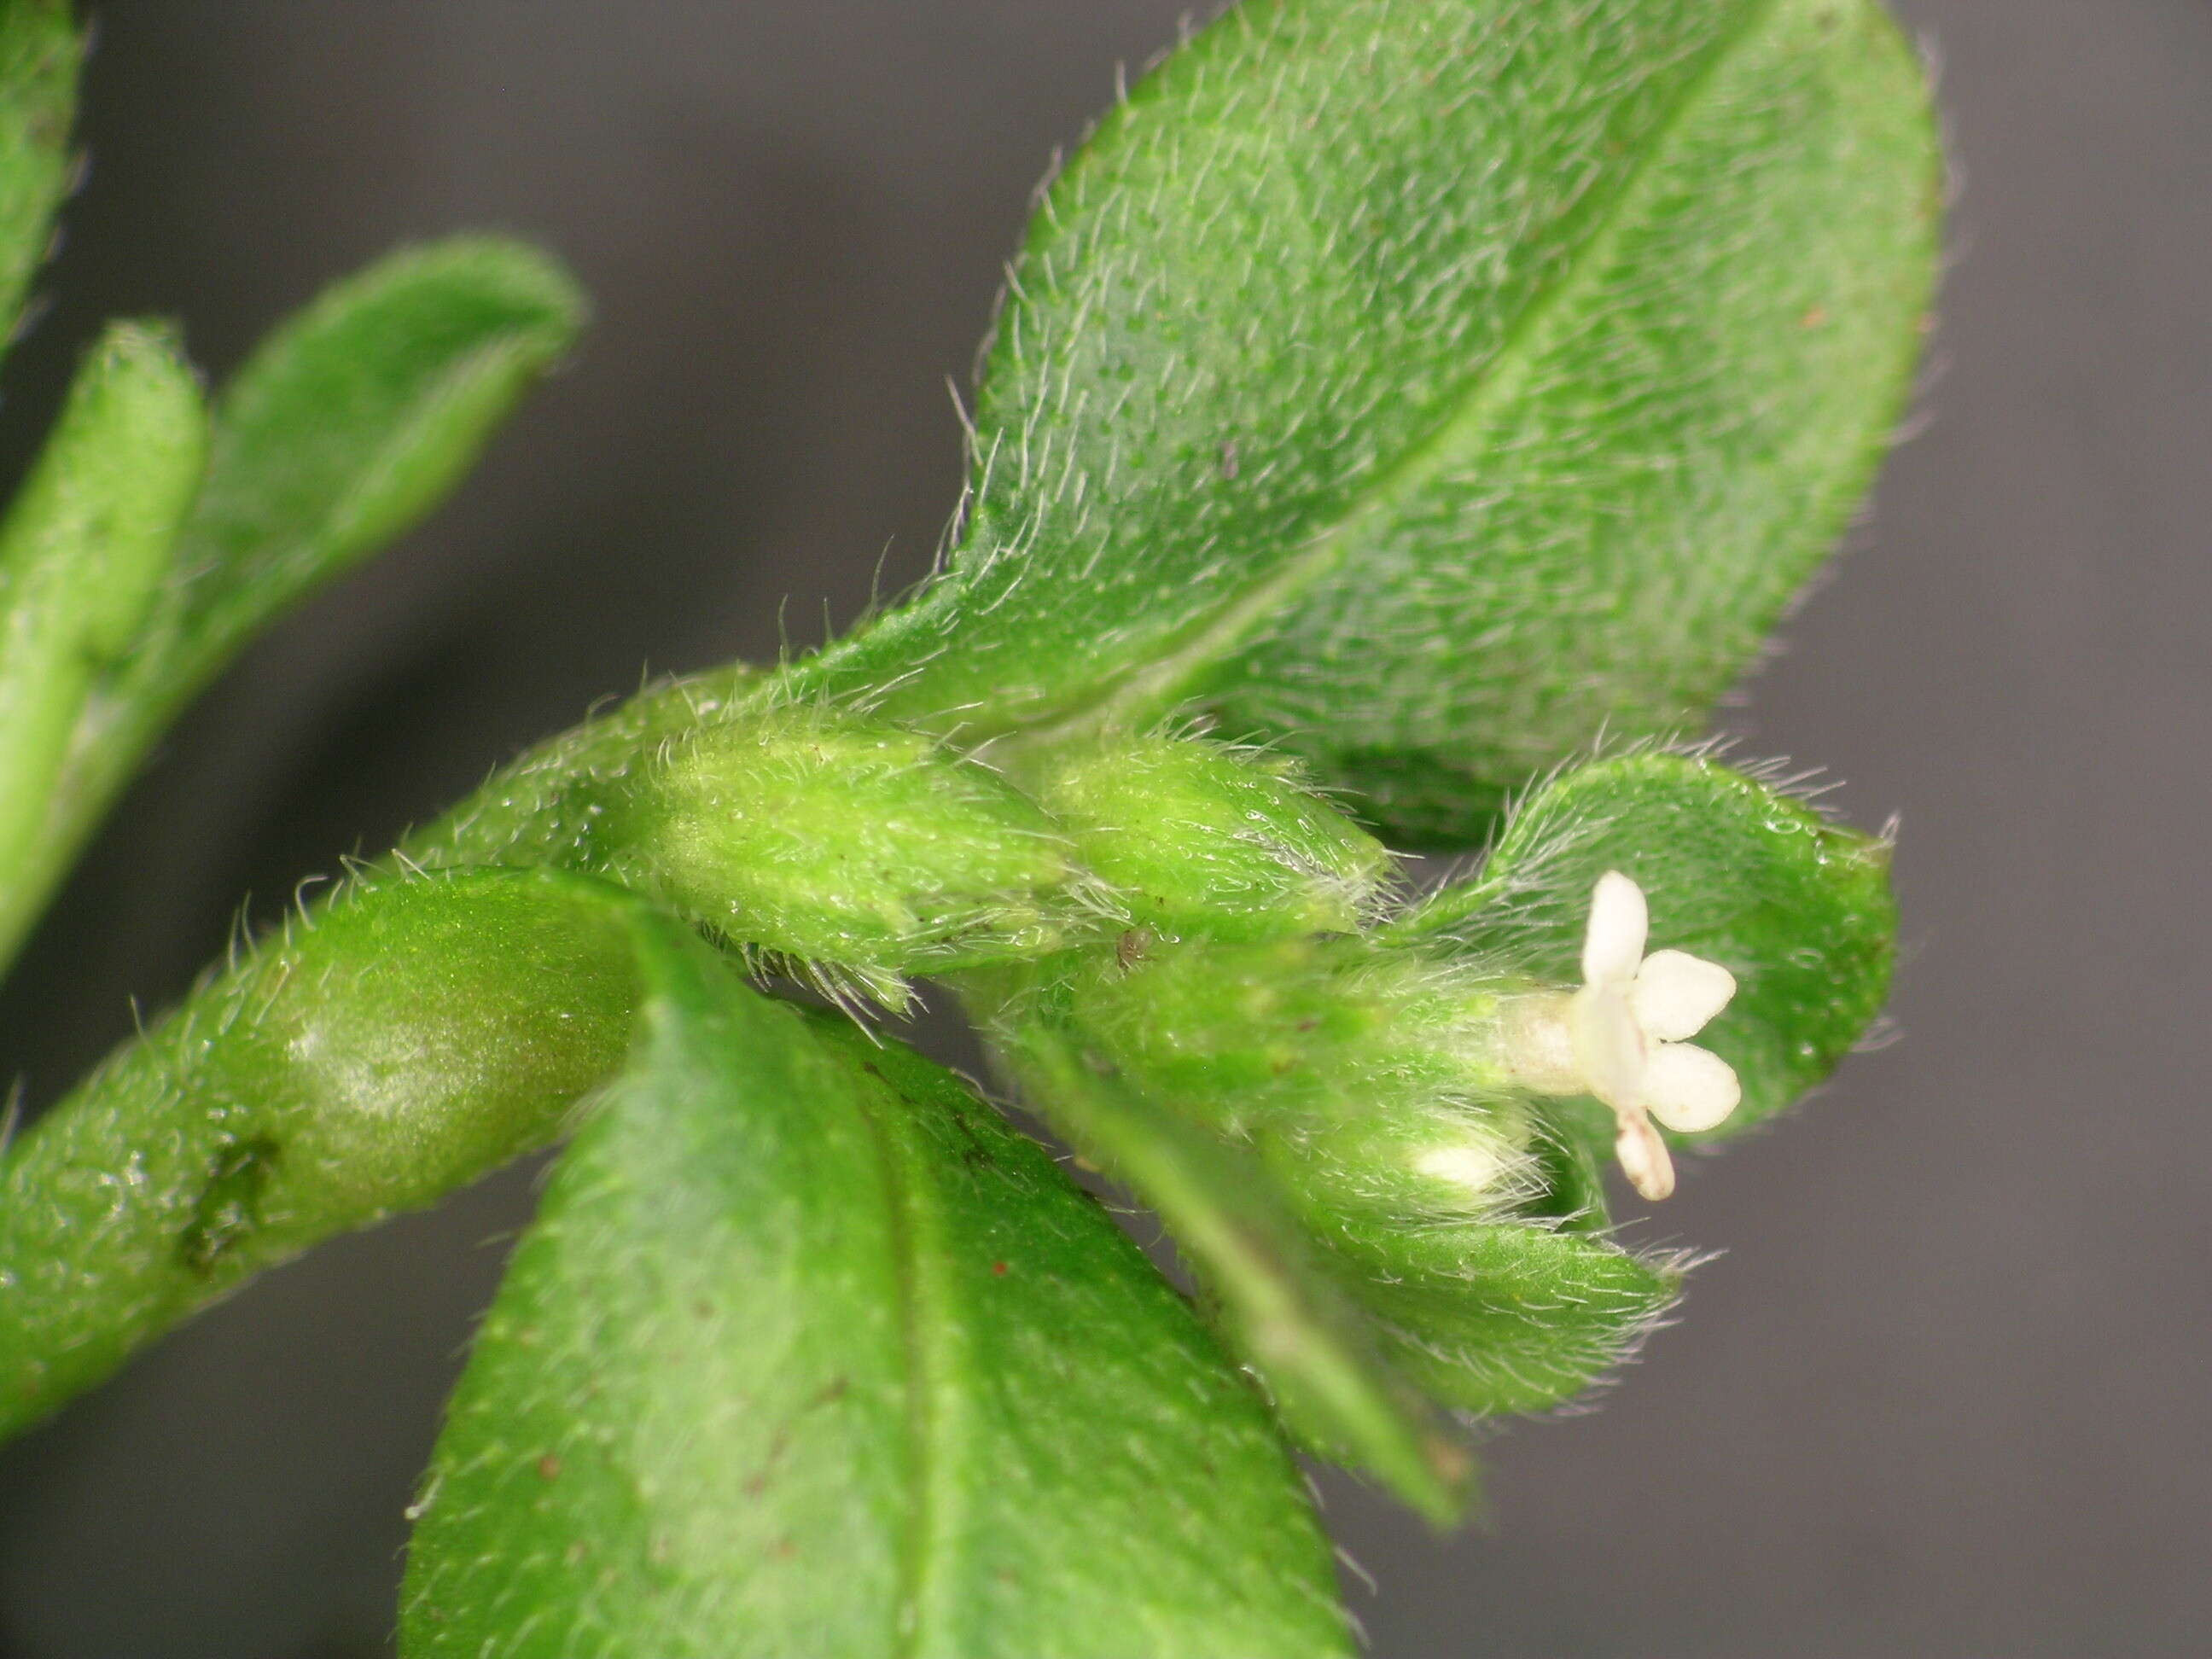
left=1024, top=733, right=1388, bottom=942
left=1040, top=932, right=1674, bottom=1417
left=1063, top=934, right=1549, bottom=1219
left=597, top=708, right=1107, bottom=997
left=1255, top=1091, right=1543, bottom=1225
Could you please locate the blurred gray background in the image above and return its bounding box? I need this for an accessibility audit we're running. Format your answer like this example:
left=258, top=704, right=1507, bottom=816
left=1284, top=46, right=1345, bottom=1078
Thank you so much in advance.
left=0, top=3, right=2204, bottom=1655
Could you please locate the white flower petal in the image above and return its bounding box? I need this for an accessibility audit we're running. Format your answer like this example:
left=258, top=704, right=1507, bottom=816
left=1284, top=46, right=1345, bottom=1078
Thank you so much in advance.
left=1581, top=870, right=1649, bottom=987
left=1569, top=982, right=1647, bottom=1112
left=1644, top=1042, right=1743, bottom=1133
left=1498, top=993, right=1584, bottom=1096
left=1615, top=1114, right=1675, bottom=1201
left=1631, top=949, right=1738, bottom=1042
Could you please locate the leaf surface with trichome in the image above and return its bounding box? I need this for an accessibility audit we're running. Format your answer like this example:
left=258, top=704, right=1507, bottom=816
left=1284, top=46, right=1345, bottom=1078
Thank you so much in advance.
left=826, top=0, right=1937, bottom=847
left=403, top=917, right=1352, bottom=1658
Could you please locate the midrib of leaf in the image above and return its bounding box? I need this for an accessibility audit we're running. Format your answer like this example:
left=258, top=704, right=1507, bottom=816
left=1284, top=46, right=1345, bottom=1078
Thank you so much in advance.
left=848, top=1072, right=963, bottom=1658
left=998, top=0, right=1785, bottom=753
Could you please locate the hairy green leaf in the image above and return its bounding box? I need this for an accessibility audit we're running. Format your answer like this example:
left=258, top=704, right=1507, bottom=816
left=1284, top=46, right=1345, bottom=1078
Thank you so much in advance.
left=1387, top=749, right=1895, bottom=1143
left=0, top=0, right=77, bottom=358
left=0, top=321, right=204, bottom=968
left=403, top=922, right=1352, bottom=1658
left=1011, top=1023, right=1473, bottom=1525
left=824, top=0, right=1937, bottom=846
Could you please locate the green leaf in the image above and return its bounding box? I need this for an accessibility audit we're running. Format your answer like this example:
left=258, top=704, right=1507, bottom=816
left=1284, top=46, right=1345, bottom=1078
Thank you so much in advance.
left=821, top=0, right=1938, bottom=847
left=1010, top=1022, right=1474, bottom=1525
left=149, top=236, right=585, bottom=686
left=6, top=238, right=585, bottom=975
left=1386, top=748, right=1895, bottom=1143
left=403, top=922, right=1353, bottom=1658
left=0, top=321, right=205, bottom=966
left=0, top=0, right=79, bottom=358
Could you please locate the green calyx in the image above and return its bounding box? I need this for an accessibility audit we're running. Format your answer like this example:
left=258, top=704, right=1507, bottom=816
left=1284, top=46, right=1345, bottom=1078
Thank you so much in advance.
left=1044, top=929, right=1592, bottom=1230
left=1019, top=731, right=1390, bottom=942
left=582, top=711, right=1399, bottom=1002
left=973, top=926, right=1674, bottom=1494
left=451, top=706, right=1396, bottom=1006
left=592, top=707, right=1104, bottom=1002
left=1050, top=934, right=1520, bottom=1140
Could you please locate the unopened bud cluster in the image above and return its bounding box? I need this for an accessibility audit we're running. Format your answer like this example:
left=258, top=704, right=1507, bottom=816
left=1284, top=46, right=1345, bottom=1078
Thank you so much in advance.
left=594, top=708, right=1094, bottom=1000
left=585, top=710, right=1394, bottom=1005
left=585, top=704, right=1741, bottom=1208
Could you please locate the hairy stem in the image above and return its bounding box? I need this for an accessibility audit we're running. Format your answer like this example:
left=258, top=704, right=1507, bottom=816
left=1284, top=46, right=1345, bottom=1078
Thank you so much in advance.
left=0, top=869, right=645, bottom=1436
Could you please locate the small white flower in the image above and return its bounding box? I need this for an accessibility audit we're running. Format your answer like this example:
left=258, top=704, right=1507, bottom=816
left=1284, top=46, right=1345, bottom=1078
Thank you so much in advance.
left=1499, top=870, right=1741, bottom=1201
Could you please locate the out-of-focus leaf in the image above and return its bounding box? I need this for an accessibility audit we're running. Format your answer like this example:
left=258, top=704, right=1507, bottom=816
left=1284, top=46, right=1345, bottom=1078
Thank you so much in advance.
left=0, top=1, right=78, bottom=357
left=820, top=0, right=1938, bottom=847
left=1012, top=1022, right=1474, bottom=1526
left=0, top=321, right=204, bottom=966
left=146, top=236, right=585, bottom=688
left=1387, top=749, right=1895, bottom=1142
left=403, top=917, right=1353, bottom=1658
left=9, top=238, right=583, bottom=973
